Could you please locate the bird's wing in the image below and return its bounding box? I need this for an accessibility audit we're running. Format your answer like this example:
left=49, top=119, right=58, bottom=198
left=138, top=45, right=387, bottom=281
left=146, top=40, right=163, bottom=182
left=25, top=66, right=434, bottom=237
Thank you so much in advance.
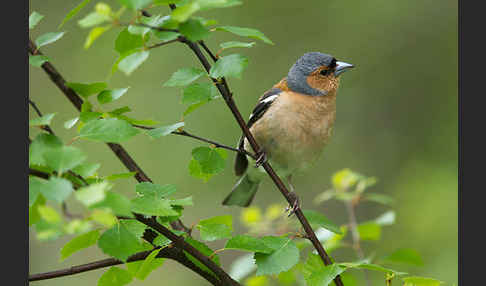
left=234, top=87, right=283, bottom=176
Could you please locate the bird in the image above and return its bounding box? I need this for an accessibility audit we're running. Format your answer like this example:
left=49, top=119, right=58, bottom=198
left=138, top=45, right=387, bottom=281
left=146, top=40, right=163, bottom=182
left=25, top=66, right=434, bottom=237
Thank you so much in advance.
left=222, top=52, right=354, bottom=212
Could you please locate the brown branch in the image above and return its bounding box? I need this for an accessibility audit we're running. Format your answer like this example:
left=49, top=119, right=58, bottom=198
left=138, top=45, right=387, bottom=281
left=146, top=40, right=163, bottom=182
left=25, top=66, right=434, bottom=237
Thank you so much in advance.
left=28, top=39, right=238, bottom=286
left=29, top=246, right=223, bottom=285
left=167, top=4, right=344, bottom=285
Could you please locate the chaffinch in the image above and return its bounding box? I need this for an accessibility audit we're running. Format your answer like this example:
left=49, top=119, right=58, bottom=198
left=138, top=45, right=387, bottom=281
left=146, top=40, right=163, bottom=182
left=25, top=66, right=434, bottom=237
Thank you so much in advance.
left=222, top=52, right=354, bottom=209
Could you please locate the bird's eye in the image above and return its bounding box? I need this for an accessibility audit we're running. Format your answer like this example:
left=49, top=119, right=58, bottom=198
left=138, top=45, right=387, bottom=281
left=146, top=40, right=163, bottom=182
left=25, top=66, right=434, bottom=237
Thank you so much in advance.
left=320, top=69, right=330, bottom=76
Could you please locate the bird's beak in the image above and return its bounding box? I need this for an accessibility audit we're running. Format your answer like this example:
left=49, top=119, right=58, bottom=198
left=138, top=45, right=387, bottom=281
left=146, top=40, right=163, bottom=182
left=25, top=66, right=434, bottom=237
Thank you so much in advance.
left=334, top=61, right=354, bottom=76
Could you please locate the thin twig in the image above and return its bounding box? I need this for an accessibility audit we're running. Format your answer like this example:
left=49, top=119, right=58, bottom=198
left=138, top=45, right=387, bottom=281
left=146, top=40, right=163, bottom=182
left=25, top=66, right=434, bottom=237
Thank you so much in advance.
left=146, top=37, right=183, bottom=50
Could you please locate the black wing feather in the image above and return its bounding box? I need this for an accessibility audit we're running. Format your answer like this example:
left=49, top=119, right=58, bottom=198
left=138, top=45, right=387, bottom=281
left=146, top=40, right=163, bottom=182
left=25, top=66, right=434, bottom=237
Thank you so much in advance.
left=234, top=88, right=282, bottom=176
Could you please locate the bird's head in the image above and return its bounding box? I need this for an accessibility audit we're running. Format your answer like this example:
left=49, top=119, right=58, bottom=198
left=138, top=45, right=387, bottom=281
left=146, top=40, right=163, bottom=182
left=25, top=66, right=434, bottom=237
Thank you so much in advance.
left=287, top=52, right=354, bottom=96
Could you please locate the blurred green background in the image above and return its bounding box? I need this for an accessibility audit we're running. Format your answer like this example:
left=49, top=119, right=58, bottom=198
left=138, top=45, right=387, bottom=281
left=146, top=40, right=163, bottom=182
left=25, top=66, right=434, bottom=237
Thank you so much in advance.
left=29, top=0, right=457, bottom=285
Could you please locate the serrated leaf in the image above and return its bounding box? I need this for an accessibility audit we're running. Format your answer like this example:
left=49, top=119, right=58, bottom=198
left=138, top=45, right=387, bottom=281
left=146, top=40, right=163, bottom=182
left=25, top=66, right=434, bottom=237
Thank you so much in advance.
left=35, top=32, right=65, bottom=48
left=59, top=0, right=91, bottom=28
left=128, top=14, right=165, bottom=36
left=115, top=28, right=145, bottom=54
left=215, top=25, right=273, bottom=44
left=130, top=248, right=164, bottom=280
left=302, top=210, right=342, bottom=234
left=146, top=122, right=184, bottom=138
left=153, top=235, right=172, bottom=247
left=191, top=146, right=226, bottom=174
left=197, top=215, right=232, bottom=241
left=118, top=0, right=153, bottom=10
left=220, top=41, right=255, bottom=50
left=98, top=223, right=144, bottom=261
left=131, top=196, right=178, bottom=217
left=188, top=158, right=213, bottom=181
left=78, top=12, right=110, bottom=28
left=383, top=248, right=423, bottom=266
left=29, top=113, right=56, bottom=127
left=91, top=209, right=118, bottom=227
left=402, top=276, right=443, bottom=286
left=97, top=88, right=129, bottom=104
left=171, top=2, right=201, bottom=22
left=66, top=82, right=107, bottom=98
left=209, top=54, right=248, bottom=79
left=41, top=177, right=74, bottom=203
left=135, top=182, right=177, bottom=198
left=225, top=235, right=273, bottom=253
left=164, top=68, right=205, bottom=87
left=98, top=267, right=133, bottom=286
left=79, top=118, right=140, bottom=143
left=29, top=133, right=63, bottom=166
left=357, top=222, right=381, bottom=241
left=84, top=25, right=111, bottom=49
left=75, top=181, right=111, bottom=207
left=254, top=236, right=299, bottom=275
left=120, top=219, right=146, bottom=239
left=118, top=50, right=150, bottom=76
left=91, top=191, right=134, bottom=218
left=60, top=229, right=100, bottom=261
left=306, top=264, right=346, bottom=286
left=43, top=145, right=86, bottom=174
left=29, top=55, right=49, bottom=67
left=30, top=11, right=44, bottom=30
left=179, top=19, right=210, bottom=41
left=182, top=82, right=219, bottom=105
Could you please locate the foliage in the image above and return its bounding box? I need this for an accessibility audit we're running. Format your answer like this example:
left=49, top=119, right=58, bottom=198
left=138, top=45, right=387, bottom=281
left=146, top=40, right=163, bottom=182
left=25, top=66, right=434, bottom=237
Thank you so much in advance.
left=28, top=2, right=447, bottom=286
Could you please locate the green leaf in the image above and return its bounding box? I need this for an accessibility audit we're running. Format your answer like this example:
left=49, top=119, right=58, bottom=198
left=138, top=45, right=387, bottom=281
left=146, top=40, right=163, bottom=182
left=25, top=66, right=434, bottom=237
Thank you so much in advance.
left=35, top=32, right=65, bottom=48
left=215, top=25, right=273, bottom=44
left=38, top=205, right=62, bottom=224
left=197, top=215, right=232, bottom=241
left=402, top=276, right=443, bottom=286
left=131, top=196, right=178, bottom=217
left=171, top=2, right=201, bottom=22
left=338, top=262, right=407, bottom=276
left=29, top=177, right=43, bottom=207
left=363, top=193, right=394, bottom=205
left=30, top=195, right=46, bottom=226
left=130, top=248, right=164, bottom=280
left=153, top=31, right=180, bottom=41
left=184, top=237, right=220, bottom=275
left=375, top=210, right=395, bottom=226
left=29, top=55, right=49, bottom=67
left=59, top=0, right=91, bottom=28
left=97, top=88, right=129, bottom=104
left=179, top=19, right=210, bottom=41
left=135, top=182, right=176, bottom=197
left=75, top=181, right=111, bottom=207
left=254, top=236, right=299, bottom=275
left=383, top=248, right=423, bottom=266
left=104, top=172, right=137, bottom=180
left=191, top=147, right=226, bottom=174
left=118, top=0, right=153, bottom=10
left=225, top=235, right=273, bottom=253
left=66, top=82, right=107, bottom=98
left=146, top=122, right=184, bottom=138
left=128, top=15, right=165, bottom=36
left=302, top=210, right=342, bottom=234
left=120, top=219, right=146, bottom=239
left=29, top=11, right=44, bottom=30
left=79, top=118, right=140, bottom=143
left=188, top=158, right=212, bottom=181
left=29, top=113, right=56, bottom=127
left=153, top=235, right=172, bottom=247
left=98, top=267, right=133, bottom=286
left=91, top=191, right=134, bottom=218
left=164, top=68, right=205, bottom=87
left=220, top=41, right=255, bottom=50
left=331, top=168, right=360, bottom=190
left=84, top=25, right=111, bottom=49
left=209, top=54, right=248, bottom=79
left=306, top=264, right=346, bottom=286
left=40, top=177, right=74, bottom=203
left=78, top=12, right=110, bottom=28
left=182, top=82, right=219, bottom=105
left=118, top=50, right=150, bottom=76
left=115, top=28, right=145, bottom=54
left=64, top=117, right=79, bottom=129
left=60, top=229, right=100, bottom=261
left=98, top=223, right=144, bottom=261
left=170, top=196, right=193, bottom=206
left=357, top=222, right=381, bottom=241
left=109, top=106, right=132, bottom=115
left=29, top=133, right=63, bottom=166
left=71, top=162, right=100, bottom=177
left=43, top=145, right=86, bottom=174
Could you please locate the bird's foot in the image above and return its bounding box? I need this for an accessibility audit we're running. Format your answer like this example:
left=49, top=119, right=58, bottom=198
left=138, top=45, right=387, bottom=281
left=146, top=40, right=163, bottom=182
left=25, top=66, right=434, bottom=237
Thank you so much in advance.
left=284, top=192, right=301, bottom=217
left=254, top=151, right=268, bottom=168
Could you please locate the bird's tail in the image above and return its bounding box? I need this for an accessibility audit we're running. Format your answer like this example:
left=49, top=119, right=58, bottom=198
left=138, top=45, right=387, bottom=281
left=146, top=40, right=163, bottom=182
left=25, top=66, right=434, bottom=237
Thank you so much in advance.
left=222, top=173, right=260, bottom=207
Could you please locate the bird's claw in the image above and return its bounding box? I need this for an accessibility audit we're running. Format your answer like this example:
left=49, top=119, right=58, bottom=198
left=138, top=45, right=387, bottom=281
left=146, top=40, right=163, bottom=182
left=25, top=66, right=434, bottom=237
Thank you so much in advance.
left=254, top=151, right=268, bottom=168
left=284, top=192, right=301, bottom=217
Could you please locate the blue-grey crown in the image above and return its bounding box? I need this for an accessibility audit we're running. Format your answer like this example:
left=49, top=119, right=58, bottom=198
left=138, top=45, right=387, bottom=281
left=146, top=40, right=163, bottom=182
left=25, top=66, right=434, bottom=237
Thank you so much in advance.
left=287, top=52, right=335, bottom=96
